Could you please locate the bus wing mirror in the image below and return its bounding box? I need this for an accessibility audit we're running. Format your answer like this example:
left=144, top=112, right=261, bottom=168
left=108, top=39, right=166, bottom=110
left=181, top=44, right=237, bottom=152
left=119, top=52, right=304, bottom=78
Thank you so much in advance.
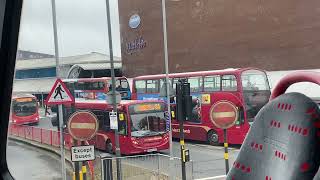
left=160, top=82, right=175, bottom=97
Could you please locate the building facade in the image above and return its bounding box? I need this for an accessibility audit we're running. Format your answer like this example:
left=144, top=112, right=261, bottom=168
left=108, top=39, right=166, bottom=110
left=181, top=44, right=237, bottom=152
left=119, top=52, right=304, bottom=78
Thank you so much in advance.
left=16, top=50, right=54, bottom=60
left=13, top=52, right=122, bottom=105
left=119, top=0, right=320, bottom=77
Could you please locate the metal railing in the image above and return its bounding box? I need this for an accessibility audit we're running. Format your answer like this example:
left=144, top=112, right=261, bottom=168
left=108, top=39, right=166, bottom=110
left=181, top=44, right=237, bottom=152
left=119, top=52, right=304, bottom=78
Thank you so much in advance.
left=101, top=153, right=193, bottom=180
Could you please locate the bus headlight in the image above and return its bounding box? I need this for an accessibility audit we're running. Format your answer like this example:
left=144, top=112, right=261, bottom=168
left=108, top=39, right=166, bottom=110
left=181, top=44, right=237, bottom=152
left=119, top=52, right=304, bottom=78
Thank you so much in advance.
left=131, top=137, right=138, bottom=145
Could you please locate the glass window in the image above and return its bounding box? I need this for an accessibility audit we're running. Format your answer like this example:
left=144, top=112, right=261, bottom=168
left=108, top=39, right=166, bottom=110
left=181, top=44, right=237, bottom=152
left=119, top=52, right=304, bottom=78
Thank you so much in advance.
left=204, top=76, right=221, bottom=91
left=90, top=110, right=110, bottom=131
left=146, top=80, right=159, bottom=93
left=115, top=79, right=129, bottom=91
left=241, top=70, right=270, bottom=91
left=130, top=112, right=166, bottom=137
left=12, top=99, right=37, bottom=117
left=118, top=112, right=127, bottom=135
left=135, top=80, right=146, bottom=93
left=15, top=67, right=56, bottom=79
left=222, top=75, right=237, bottom=91
left=188, top=77, right=202, bottom=92
left=172, top=78, right=180, bottom=91
left=120, top=79, right=129, bottom=89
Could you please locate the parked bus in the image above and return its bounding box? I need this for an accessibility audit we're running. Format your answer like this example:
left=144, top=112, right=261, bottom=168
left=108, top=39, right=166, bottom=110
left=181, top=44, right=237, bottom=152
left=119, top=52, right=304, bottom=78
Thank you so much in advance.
left=64, top=100, right=169, bottom=155
left=63, top=77, right=131, bottom=100
left=132, top=67, right=271, bottom=145
left=11, top=94, right=40, bottom=125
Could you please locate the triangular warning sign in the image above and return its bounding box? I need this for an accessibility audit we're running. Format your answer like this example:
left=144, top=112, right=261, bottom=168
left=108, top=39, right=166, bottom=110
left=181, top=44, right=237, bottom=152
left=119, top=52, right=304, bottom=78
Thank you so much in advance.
left=45, top=78, right=74, bottom=105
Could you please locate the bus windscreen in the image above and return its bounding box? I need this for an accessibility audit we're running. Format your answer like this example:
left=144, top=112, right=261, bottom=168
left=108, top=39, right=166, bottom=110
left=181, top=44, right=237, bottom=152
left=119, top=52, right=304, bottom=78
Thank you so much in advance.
left=129, top=103, right=166, bottom=137
left=12, top=98, right=37, bottom=117
left=241, top=70, right=271, bottom=122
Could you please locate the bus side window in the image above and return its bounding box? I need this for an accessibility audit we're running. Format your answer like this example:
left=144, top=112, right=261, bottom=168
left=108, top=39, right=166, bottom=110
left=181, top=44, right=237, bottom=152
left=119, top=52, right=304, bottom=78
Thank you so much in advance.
left=91, top=110, right=110, bottom=131
left=235, top=107, right=245, bottom=125
left=118, top=112, right=127, bottom=135
left=187, top=77, right=202, bottom=92
left=204, top=76, right=221, bottom=91
left=121, top=79, right=129, bottom=89
left=146, top=80, right=159, bottom=93
left=222, top=75, right=237, bottom=91
left=63, top=106, right=73, bottom=124
left=172, top=78, right=180, bottom=91
left=135, top=80, right=146, bottom=93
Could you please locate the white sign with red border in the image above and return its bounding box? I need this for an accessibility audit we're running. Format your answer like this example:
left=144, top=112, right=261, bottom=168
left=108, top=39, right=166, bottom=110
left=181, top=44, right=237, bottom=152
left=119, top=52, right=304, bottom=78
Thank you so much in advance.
left=45, top=78, right=74, bottom=105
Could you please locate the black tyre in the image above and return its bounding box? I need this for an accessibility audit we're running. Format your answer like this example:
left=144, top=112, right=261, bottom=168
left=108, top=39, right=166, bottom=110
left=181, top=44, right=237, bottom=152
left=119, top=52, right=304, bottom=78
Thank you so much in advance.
left=207, top=130, right=219, bottom=145
left=106, top=141, right=113, bottom=154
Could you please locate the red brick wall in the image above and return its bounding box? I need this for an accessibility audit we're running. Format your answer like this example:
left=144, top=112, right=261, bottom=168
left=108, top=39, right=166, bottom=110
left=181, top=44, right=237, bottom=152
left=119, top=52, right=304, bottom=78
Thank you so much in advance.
left=119, top=0, right=320, bottom=77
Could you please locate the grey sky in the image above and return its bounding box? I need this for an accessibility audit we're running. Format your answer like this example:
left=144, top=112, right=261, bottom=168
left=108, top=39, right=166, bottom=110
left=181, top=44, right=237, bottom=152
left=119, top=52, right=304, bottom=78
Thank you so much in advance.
left=18, top=0, right=121, bottom=57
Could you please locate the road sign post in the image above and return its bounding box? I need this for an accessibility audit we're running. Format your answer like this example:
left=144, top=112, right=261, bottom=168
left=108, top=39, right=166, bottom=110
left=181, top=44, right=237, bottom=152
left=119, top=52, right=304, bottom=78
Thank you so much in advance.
left=45, top=78, right=75, bottom=180
left=210, top=101, right=239, bottom=175
left=68, top=111, right=98, bottom=180
left=105, top=0, right=122, bottom=179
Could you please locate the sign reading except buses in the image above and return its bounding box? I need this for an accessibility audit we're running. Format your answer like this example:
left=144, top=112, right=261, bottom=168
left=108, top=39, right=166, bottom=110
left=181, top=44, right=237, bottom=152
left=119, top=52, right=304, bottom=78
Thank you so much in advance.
left=210, top=101, right=238, bottom=129
left=67, top=111, right=99, bottom=141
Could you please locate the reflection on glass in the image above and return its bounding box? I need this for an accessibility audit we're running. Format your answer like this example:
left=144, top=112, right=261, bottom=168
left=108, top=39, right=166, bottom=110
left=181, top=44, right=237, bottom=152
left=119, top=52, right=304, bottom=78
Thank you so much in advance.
left=130, top=112, right=166, bottom=137
left=12, top=99, right=37, bottom=117
left=242, top=70, right=271, bottom=122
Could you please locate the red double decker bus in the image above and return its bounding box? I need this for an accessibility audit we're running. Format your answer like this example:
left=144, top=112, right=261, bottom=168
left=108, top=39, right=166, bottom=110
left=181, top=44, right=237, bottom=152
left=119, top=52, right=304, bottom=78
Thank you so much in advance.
left=132, top=68, right=271, bottom=145
left=64, top=100, right=169, bottom=155
left=11, top=94, right=40, bottom=125
left=63, top=77, right=131, bottom=100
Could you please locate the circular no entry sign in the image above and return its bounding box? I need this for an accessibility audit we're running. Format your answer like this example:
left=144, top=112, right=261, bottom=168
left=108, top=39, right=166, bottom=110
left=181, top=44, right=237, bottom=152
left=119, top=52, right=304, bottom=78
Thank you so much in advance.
left=210, top=101, right=238, bottom=129
left=67, top=111, right=99, bottom=141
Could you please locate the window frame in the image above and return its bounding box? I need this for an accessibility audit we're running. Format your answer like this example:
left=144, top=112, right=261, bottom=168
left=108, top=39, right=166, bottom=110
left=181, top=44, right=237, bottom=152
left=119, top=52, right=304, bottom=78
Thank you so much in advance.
left=221, top=74, right=238, bottom=92
left=203, top=75, right=221, bottom=92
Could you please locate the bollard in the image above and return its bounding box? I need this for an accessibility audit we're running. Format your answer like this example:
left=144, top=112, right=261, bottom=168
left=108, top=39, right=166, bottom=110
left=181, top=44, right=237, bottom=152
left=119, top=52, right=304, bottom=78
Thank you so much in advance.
left=82, top=164, right=87, bottom=180
left=79, top=171, right=83, bottom=180
left=223, top=129, right=230, bottom=174
left=73, top=172, right=75, bottom=180
left=103, top=158, right=113, bottom=180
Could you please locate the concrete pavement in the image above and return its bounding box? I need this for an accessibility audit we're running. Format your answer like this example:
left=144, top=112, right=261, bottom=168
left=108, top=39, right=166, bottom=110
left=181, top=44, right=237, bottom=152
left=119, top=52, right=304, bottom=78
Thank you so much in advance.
left=7, top=140, right=72, bottom=180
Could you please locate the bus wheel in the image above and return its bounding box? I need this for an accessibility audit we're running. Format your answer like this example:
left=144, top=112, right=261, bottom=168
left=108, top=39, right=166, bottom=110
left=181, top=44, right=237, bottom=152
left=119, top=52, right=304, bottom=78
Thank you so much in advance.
left=207, top=130, right=219, bottom=146
left=106, top=141, right=113, bottom=154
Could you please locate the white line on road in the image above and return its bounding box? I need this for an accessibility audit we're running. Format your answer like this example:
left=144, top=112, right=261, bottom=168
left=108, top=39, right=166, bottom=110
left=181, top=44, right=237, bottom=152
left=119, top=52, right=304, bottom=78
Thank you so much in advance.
left=195, top=175, right=227, bottom=180
left=186, top=143, right=240, bottom=151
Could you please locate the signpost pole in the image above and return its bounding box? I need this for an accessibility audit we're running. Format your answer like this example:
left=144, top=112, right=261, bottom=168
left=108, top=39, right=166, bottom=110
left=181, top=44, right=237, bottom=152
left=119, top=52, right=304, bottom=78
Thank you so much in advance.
left=105, top=1, right=122, bottom=179
left=58, top=105, right=67, bottom=180
left=210, top=101, right=238, bottom=175
left=51, top=0, right=66, bottom=179
left=161, top=1, right=175, bottom=179
left=224, top=129, right=229, bottom=174
left=161, top=0, right=173, bottom=159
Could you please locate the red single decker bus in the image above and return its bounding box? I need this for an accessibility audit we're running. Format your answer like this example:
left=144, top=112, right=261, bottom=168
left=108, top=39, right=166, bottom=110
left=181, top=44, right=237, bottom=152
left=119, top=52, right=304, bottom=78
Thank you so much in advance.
left=132, top=68, right=271, bottom=145
left=11, top=94, right=40, bottom=125
left=64, top=100, right=169, bottom=155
